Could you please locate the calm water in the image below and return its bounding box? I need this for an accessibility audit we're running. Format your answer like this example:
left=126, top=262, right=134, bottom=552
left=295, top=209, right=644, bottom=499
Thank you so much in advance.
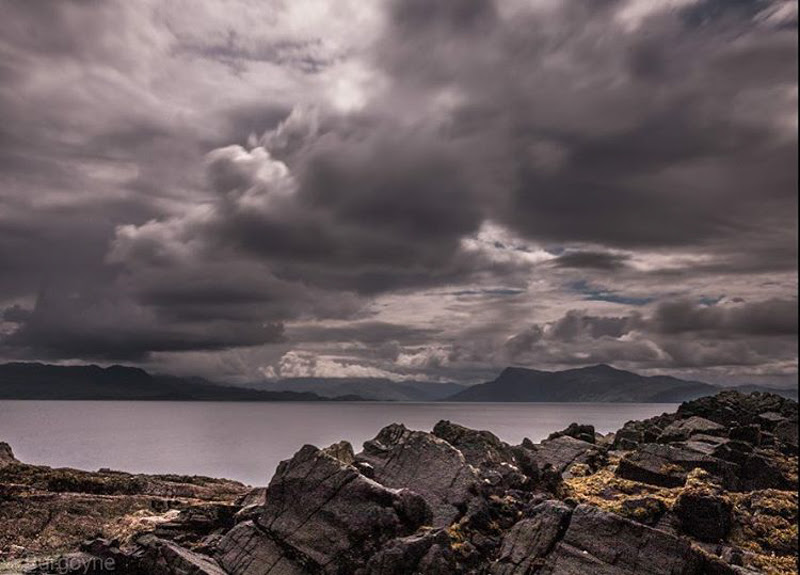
left=0, top=401, right=676, bottom=486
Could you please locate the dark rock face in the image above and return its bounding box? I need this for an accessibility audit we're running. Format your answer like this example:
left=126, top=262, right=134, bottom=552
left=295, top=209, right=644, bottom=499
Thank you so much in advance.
left=0, top=442, right=16, bottom=468
left=364, top=529, right=455, bottom=575
left=674, top=491, right=733, bottom=542
left=136, top=536, right=228, bottom=575
left=216, top=521, right=307, bottom=575
left=657, top=416, right=726, bottom=443
left=491, top=501, right=571, bottom=575
left=547, top=423, right=596, bottom=444
left=356, top=424, right=478, bottom=527
left=528, top=436, right=605, bottom=477
left=433, top=420, right=517, bottom=468
left=541, top=505, right=734, bottom=575
left=616, top=443, right=738, bottom=489
left=218, top=444, right=432, bottom=574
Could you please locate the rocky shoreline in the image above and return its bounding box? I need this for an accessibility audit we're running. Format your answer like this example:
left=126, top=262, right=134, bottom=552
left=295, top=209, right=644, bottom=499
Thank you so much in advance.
left=1, top=390, right=797, bottom=574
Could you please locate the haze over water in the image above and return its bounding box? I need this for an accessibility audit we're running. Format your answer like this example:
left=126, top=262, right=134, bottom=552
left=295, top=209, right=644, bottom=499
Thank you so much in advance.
left=0, top=401, right=677, bottom=485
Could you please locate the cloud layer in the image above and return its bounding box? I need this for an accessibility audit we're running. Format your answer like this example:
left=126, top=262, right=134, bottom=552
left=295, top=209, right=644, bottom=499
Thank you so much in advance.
left=0, top=0, right=796, bottom=385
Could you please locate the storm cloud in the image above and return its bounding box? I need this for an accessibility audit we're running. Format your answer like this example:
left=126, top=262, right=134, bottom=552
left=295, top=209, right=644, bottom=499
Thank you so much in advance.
left=0, top=0, right=796, bottom=385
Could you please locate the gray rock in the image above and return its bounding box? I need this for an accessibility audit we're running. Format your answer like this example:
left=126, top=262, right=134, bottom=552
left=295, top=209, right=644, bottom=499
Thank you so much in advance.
left=357, top=424, right=478, bottom=527
left=321, top=440, right=355, bottom=465
left=729, top=425, right=762, bottom=446
left=774, top=418, right=799, bottom=451
left=657, top=416, right=726, bottom=443
left=541, top=505, right=735, bottom=575
left=364, top=529, right=455, bottom=575
left=530, top=436, right=604, bottom=476
left=547, top=423, right=596, bottom=444
left=137, top=536, right=228, bottom=575
left=216, top=521, right=308, bottom=575
left=740, top=450, right=797, bottom=490
left=616, top=444, right=738, bottom=489
left=0, top=441, right=17, bottom=467
left=432, top=420, right=517, bottom=468
left=218, top=444, right=431, bottom=574
left=491, top=501, right=571, bottom=575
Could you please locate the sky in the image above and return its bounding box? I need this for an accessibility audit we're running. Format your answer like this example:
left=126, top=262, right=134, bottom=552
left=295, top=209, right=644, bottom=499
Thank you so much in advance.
left=0, top=0, right=797, bottom=387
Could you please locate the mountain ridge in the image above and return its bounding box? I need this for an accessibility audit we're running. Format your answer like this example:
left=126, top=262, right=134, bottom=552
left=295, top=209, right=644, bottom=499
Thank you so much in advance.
left=445, top=363, right=798, bottom=402
left=0, top=362, right=356, bottom=402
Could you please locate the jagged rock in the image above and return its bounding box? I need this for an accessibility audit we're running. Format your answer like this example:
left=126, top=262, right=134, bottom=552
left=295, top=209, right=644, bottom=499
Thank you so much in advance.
left=234, top=488, right=268, bottom=523
left=674, top=490, right=733, bottom=542
left=136, top=535, right=228, bottom=575
left=679, top=392, right=798, bottom=428
left=756, top=412, right=787, bottom=430
left=657, top=416, right=726, bottom=443
left=612, top=415, right=677, bottom=450
left=154, top=503, right=238, bottom=544
left=357, top=424, right=478, bottom=527
left=774, top=418, right=799, bottom=451
left=432, top=421, right=536, bottom=492
left=491, top=501, right=571, bottom=575
left=530, top=436, right=605, bottom=477
left=322, top=440, right=355, bottom=465
left=541, top=505, right=736, bottom=575
left=0, top=442, right=17, bottom=468
left=216, top=521, right=307, bottom=575
left=729, top=425, right=762, bottom=446
left=217, top=444, right=431, bottom=574
left=433, top=421, right=517, bottom=467
left=739, top=450, right=796, bottom=491
left=364, top=529, right=455, bottom=575
left=547, top=423, right=596, bottom=444
left=616, top=443, right=738, bottom=489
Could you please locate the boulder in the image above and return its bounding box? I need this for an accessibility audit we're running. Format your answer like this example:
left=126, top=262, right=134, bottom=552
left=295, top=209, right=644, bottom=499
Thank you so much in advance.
left=547, top=423, right=596, bottom=444
left=679, top=391, right=797, bottom=428
left=530, top=436, right=605, bottom=477
left=673, top=491, right=733, bottom=542
left=357, top=424, right=478, bottom=527
left=321, top=440, right=355, bottom=465
left=541, top=505, right=736, bottom=575
left=364, top=529, right=455, bottom=575
left=433, top=420, right=517, bottom=467
left=216, top=521, right=308, bottom=575
left=729, top=425, right=762, bottom=446
left=616, top=444, right=738, bottom=489
left=739, top=451, right=797, bottom=491
left=657, top=416, right=726, bottom=443
left=491, top=501, right=571, bottom=575
left=774, top=418, right=799, bottom=451
left=0, top=441, right=17, bottom=467
left=218, top=444, right=431, bottom=574
left=137, top=536, right=228, bottom=575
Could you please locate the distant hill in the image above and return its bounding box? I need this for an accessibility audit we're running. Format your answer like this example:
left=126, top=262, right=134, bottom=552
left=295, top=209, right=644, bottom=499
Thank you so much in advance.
left=0, top=363, right=352, bottom=401
left=446, top=364, right=798, bottom=403
left=245, top=377, right=465, bottom=402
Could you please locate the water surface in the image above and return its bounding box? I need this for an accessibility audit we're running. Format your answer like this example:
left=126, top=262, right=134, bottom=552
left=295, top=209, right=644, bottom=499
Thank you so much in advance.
left=0, top=401, right=677, bottom=485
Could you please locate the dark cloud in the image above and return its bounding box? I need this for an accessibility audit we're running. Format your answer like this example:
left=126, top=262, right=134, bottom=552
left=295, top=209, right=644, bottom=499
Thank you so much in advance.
left=652, top=298, right=798, bottom=336
left=504, top=298, right=798, bottom=371
left=0, top=0, right=796, bottom=383
left=552, top=251, right=631, bottom=270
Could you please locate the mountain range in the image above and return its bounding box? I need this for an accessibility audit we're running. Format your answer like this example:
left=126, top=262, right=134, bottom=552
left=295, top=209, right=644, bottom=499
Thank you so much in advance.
left=0, top=362, right=795, bottom=402
left=0, top=363, right=349, bottom=402
left=448, top=364, right=797, bottom=402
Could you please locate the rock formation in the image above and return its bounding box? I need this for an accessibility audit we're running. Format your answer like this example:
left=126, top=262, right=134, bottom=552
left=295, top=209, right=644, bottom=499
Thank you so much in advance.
left=1, top=390, right=797, bottom=574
